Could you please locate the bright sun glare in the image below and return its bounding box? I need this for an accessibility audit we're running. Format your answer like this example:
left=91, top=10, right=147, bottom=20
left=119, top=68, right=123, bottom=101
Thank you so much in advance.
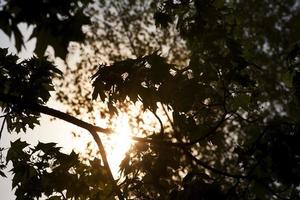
left=71, top=102, right=166, bottom=178
left=106, top=113, right=133, bottom=177
left=102, top=102, right=169, bottom=177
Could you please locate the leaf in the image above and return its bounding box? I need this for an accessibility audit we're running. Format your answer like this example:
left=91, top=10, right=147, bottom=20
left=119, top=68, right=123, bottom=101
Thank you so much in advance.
left=12, top=25, right=24, bottom=52
left=0, top=11, right=12, bottom=36
left=48, top=196, right=62, bottom=200
left=154, top=12, right=172, bottom=28
left=0, top=170, right=6, bottom=178
left=189, top=124, right=210, bottom=141
left=12, top=172, right=23, bottom=189
left=232, top=94, right=251, bottom=110
left=35, top=142, right=59, bottom=155
left=7, top=139, right=29, bottom=162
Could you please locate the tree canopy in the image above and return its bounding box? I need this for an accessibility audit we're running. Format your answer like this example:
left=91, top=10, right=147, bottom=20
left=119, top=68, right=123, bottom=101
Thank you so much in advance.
left=1, top=0, right=300, bottom=199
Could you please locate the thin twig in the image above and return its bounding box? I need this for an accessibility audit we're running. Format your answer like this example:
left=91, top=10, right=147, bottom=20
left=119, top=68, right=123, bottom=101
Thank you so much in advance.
left=150, top=108, right=164, bottom=136
left=161, top=102, right=175, bottom=129
left=183, top=148, right=247, bottom=179
left=132, top=135, right=247, bottom=179
left=132, top=136, right=185, bottom=147
left=0, top=116, right=6, bottom=140
left=186, top=113, right=231, bottom=146
left=233, top=112, right=259, bottom=123
left=89, top=129, right=124, bottom=200
left=60, top=191, right=67, bottom=200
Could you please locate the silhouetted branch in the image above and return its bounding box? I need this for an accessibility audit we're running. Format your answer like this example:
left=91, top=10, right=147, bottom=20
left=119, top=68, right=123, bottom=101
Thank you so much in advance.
left=0, top=116, right=6, bottom=140
left=150, top=108, right=164, bottom=136
left=60, top=192, right=67, bottom=200
left=160, top=102, right=174, bottom=129
left=232, top=112, right=259, bottom=123
left=0, top=93, right=124, bottom=199
left=0, top=92, right=245, bottom=190
left=132, top=135, right=247, bottom=179
left=0, top=93, right=111, bottom=134
left=186, top=113, right=231, bottom=146
left=132, top=136, right=185, bottom=147
left=89, top=129, right=125, bottom=200
left=183, top=148, right=247, bottom=179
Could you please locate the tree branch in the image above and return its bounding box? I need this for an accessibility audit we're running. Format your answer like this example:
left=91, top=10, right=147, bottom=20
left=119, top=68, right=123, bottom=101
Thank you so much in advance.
left=150, top=108, right=164, bottom=136
left=132, top=136, right=185, bottom=147
left=0, top=93, right=111, bottom=134
left=0, top=92, right=245, bottom=195
left=161, top=102, right=175, bottom=129
left=0, top=116, right=6, bottom=140
left=183, top=114, right=228, bottom=146
left=89, top=130, right=125, bottom=200
left=0, top=93, right=124, bottom=199
left=60, top=191, right=67, bottom=200
left=183, top=148, right=247, bottom=179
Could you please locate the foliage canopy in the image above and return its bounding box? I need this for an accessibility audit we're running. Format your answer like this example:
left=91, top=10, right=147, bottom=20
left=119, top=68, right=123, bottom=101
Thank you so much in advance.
left=1, top=0, right=300, bottom=199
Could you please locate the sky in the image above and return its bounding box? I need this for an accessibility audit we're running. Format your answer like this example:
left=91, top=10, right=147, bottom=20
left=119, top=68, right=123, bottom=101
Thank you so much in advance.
left=0, top=23, right=143, bottom=200
left=0, top=24, right=98, bottom=200
left=0, top=24, right=35, bottom=200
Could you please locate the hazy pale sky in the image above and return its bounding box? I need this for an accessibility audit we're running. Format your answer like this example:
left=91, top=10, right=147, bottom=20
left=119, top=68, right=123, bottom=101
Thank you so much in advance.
left=0, top=24, right=136, bottom=199
left=0, top=25, right=84, bottom=200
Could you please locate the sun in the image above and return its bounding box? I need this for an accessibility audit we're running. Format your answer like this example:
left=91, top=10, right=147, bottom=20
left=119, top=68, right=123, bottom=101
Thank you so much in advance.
left=92, top=102, right=168, bottom=178
left=101, top=102, right=171, bottom=178
left=104, top=112, right=134, bottom=177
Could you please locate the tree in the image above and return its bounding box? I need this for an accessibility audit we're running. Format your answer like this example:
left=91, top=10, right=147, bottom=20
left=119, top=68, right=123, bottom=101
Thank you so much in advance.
left=1, top=0, right=300, bottom=199
left=55, top=0, right=188, bottom=122
left=0, top=0, right=92, bottom=58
